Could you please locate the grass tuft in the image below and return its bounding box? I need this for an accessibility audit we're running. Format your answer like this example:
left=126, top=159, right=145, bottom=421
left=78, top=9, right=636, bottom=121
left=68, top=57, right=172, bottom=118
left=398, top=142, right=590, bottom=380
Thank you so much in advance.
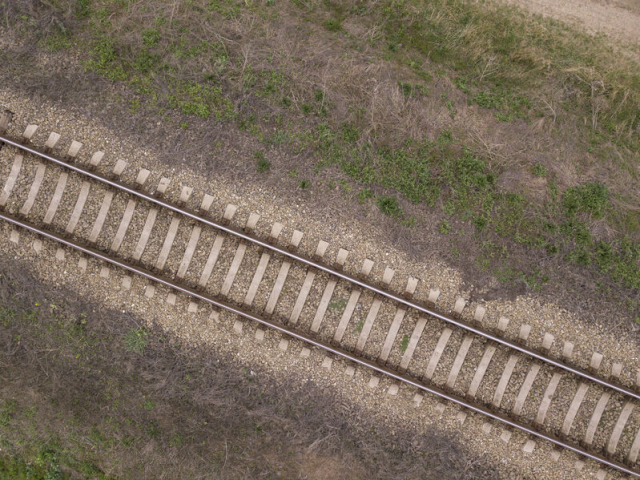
left=399, top=335, right=409, bottom=353
left=357, top=188, right=373, bottom=204
left=376, top=196, right=403, bottom=217
left=255, top=151, right=271, bottom=173
left=324, top=18, right=342, bottom=32
left=124, top=327, right=148, bottom=355
left=562, top=182, right=609, bottom=219
left=3, top=0, right=640, bottom=305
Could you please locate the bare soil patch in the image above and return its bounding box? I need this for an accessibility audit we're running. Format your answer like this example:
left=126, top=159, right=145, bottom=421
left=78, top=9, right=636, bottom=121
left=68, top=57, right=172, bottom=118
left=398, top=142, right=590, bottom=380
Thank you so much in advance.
left=498, top=0, right=640, bottom=45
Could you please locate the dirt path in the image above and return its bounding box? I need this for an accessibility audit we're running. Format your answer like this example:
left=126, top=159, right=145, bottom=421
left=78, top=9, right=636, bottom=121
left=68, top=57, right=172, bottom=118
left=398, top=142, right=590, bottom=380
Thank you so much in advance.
left=499, top=0, right=640, bottom=46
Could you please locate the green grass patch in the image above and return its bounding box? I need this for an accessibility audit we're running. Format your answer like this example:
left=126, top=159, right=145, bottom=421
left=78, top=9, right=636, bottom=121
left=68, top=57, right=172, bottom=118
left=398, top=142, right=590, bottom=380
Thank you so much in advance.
left=357, top=188, right=373, bottom=204
left=168, top=81, right=234, bottom=119
left=124, top=327, right=148, bottom=355
left=328, top=298, right=347, bottom=311
left=40, top=33, right=72, bottom=52
left=255, top=151, right=271, bottom=173
left=142, top=28, right=161, bottom=47
left=399, top=335, right=409, bottom=353
left=0, top=451, right=72, bottom=480
left=562, top=182, right=610, bottom=219
left=378, top=0, right=640, bottom=149
left=532, top=164, right=547, bottom=177
left=86, top=37, right=128, bottom=81
left=470, top=87, right=532, bottom=121
left=324, top=18, right=342, bottom=32
left=0, top=399, right=18, bottom=427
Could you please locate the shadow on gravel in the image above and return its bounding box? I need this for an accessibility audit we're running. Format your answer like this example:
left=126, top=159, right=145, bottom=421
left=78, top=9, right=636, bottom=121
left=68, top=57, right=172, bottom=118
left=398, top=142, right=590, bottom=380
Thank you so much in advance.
left=0, top=257, right=504, bottom=479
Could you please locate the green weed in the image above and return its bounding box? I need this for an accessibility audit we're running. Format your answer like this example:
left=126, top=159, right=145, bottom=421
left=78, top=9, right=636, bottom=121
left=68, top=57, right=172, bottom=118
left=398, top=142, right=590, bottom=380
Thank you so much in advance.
left=339, top=179, right=352, bottom=193
left=401, top=216, right=417, bottom=227
left=168, top=81, right=234, bottom=120
left=532, top=164, right=547, bottom=177
left=340, top=122, right=360, bottom=143
left=562, top=182, right=610, bottom=218
left=399, top=335, right=409, bottom=353
left=328, top=299, right=347, bottom=311
left=439, top=220, right=451, bottom=234
left=437, top=129, right=453, bottom=146
left=357, top=188, right=373, bottom=204
left=399, top=81, right=413, bottom=98
left=134, top=51, right=159, bottom=74
left=86, top=37, right=127, bottom=81
left=0, top=451, right=66, bottom=480
left=261, top=69, right=287, bottom=96
left=76, top=0, right=91, bottom=18
left=324, top=18, right=342, bottom=32
left=124, top=328, right=148, bottom=355
left=376, top=196, right=403, bottom=217
left=142, top=28, right=161, bottom=47
left=270, top=130, right=289, bottom=145
left=0, top=307, right=17, bottom=327
left=169, top=433, right=184, bottom=448
left=40, top=33, right=71, bottom=52
left=0, top=399, right=18, bottom=427
left=255, top=151, right=271, bottom=173
left=471, top=88, right=532, bottom=121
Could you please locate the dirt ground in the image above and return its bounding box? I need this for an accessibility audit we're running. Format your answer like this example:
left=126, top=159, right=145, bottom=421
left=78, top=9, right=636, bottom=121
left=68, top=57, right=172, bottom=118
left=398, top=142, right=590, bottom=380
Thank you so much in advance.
left=499, top=0, right=640, bottom=45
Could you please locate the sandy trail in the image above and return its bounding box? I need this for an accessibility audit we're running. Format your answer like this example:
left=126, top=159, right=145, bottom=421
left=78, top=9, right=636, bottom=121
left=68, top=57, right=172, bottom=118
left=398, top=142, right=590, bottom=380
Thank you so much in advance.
left=499, top=0, right=640, bottom=46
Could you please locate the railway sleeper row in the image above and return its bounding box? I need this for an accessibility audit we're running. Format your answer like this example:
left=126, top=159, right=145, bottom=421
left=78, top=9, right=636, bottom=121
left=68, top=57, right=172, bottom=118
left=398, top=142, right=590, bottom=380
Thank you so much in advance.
left=0, top=120, right=639, bottom=477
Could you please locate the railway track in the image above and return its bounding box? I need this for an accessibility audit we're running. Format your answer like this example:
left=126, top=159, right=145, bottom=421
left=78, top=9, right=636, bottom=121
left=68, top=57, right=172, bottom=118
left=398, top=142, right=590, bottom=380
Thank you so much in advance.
left=1, top=122, right=640, bottom=478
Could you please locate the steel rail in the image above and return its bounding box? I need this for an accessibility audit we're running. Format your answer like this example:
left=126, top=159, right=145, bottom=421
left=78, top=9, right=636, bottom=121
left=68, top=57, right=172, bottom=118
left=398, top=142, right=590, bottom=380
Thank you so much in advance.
left=1, top=210, right=638, bottom=478
left=2, top=134, right=639, bottom=403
